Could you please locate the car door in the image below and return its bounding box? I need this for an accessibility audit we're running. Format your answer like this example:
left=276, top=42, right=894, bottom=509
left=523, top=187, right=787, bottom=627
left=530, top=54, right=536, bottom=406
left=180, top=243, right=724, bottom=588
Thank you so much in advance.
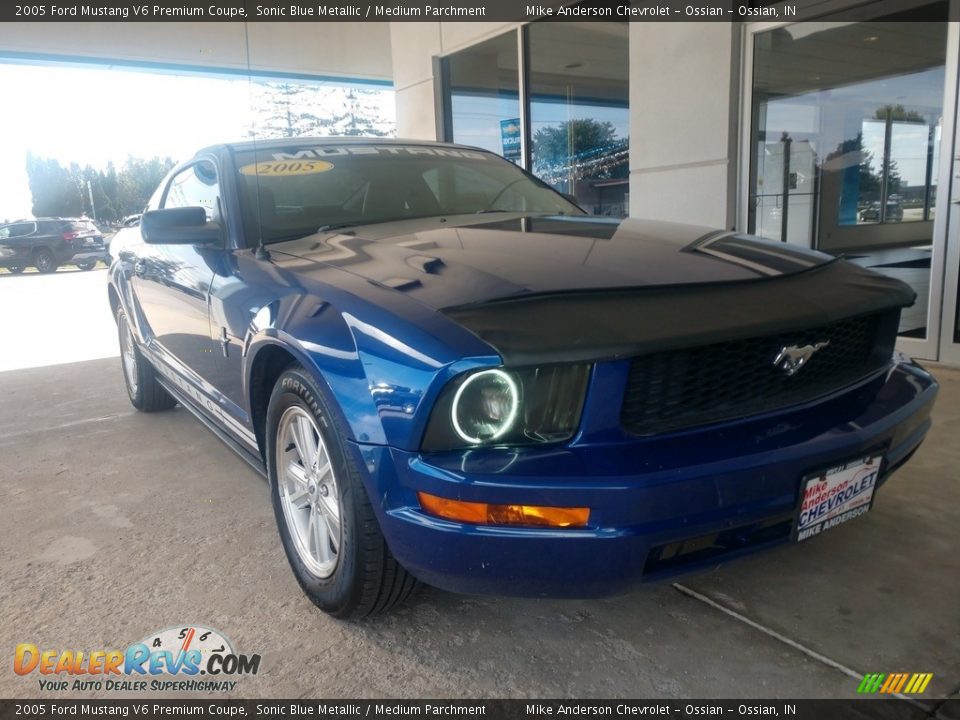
left=131, top=159, right=224, bottom=409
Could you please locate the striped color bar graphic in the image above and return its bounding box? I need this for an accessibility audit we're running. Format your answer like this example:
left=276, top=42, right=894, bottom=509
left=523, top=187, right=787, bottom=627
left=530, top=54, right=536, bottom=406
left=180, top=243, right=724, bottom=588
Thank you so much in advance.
left=857, top=673, right=932, bottom=694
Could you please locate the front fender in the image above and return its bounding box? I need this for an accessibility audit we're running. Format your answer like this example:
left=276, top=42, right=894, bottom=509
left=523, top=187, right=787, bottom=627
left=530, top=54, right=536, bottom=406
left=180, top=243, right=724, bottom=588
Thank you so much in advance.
left=245, top=318, right=385, bottom=447
left=243, top=296, right=499, bottom=451
left=107, top=259, right=148, bottom=344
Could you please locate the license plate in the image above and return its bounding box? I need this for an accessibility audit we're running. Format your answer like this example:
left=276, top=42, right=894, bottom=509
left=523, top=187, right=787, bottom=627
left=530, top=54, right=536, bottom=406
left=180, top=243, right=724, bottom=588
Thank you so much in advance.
left=795, top=455, right=882, bottom=542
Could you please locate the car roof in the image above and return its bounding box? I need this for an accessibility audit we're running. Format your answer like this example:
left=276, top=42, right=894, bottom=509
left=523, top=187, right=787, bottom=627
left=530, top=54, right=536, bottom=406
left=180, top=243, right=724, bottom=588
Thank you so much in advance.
left=196, top=136, right=487, bottom=157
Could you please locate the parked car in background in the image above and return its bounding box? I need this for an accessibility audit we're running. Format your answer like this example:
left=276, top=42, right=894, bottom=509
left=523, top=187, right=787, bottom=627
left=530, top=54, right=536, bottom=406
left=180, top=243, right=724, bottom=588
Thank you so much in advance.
left=859, top=198, right=904, bottom=223
left=109, top=138, right=938, bottom=619
left=65, top=219, right=109, bottom=270
left=0, top=217, right=106, bottom=273
left=120, top=213, right=142, bottom=228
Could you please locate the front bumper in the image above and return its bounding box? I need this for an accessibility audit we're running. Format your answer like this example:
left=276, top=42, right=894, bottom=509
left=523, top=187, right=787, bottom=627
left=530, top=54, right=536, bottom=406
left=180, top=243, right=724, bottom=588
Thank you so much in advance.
left=353, top=356, right=938, bottom=597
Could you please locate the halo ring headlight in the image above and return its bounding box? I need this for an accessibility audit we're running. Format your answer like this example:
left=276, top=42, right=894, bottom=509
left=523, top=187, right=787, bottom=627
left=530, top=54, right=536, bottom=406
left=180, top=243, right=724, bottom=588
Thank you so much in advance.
left=450, top=369, right=519, bottom=445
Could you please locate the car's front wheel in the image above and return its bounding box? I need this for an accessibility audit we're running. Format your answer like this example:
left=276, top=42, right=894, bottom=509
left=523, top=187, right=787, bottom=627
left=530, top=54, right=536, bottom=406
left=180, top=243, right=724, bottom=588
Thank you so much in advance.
left=34, top=248, right=57, bottom=274
left=266, top=366, right=418, bottom=619
left=116, top=306, right=177, bottom=412
left=76, top=261, right=96, bottom=271
left=7, top=266, right=24, bottom=274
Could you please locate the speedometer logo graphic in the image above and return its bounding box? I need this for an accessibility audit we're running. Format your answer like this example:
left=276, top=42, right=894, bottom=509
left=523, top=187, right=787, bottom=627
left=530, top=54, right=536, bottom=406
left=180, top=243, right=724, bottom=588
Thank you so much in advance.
left=137, top=625, right=234, bottom=674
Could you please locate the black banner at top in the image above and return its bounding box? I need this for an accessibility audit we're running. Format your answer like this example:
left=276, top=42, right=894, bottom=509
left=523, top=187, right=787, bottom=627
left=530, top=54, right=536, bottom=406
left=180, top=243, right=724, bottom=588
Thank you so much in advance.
left=0, top=0, right=953, bottom=23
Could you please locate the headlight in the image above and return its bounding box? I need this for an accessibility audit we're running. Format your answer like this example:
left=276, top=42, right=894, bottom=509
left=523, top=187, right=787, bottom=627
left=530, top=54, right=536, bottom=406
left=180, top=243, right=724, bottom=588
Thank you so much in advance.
left=422, top=364, right=591, bottom=452
left=451, top=369, right=519, bottom=443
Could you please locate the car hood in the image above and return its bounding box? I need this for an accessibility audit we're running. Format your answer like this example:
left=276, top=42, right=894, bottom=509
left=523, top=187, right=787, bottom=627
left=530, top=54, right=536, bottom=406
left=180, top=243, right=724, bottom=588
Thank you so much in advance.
left=269, top=214, right=832, bottom=311
left=269, top=214, right=914, bottom=364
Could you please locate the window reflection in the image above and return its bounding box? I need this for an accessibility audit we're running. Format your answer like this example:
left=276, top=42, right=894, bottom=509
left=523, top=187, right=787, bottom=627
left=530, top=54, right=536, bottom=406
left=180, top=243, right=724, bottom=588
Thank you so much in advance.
left=529, top=22, right=629, bottom=217
left=846, top=108, right=939, bottom=227
left=749, top=10, right=948, bottom=339
left=443, top=33, right=521, bottom=161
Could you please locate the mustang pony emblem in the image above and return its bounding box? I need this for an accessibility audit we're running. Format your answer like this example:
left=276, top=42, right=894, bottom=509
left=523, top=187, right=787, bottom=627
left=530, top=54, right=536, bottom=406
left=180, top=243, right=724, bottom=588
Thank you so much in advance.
left=773, top=341, right=830, bottom=376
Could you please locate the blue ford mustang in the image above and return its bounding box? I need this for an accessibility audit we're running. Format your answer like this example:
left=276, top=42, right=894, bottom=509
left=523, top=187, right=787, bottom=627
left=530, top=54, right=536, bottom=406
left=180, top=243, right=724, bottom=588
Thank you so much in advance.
left=108, top=138, right=938, bottom=618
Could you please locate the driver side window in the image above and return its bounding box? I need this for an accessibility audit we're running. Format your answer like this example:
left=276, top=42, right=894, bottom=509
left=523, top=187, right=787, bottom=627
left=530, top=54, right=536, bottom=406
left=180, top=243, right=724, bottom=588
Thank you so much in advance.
left=163, top=161, right=221, bottom=222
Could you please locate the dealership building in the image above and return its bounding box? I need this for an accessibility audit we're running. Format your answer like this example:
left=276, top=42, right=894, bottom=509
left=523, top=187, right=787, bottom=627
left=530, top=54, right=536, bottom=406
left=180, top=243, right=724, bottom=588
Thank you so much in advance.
left=2, top=0, right=959, bottom=364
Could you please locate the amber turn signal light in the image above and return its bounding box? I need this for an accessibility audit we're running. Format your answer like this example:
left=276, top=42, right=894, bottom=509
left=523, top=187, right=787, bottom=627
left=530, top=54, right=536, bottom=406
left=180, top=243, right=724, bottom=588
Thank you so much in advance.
left=417, top=492, right=589, bottom=528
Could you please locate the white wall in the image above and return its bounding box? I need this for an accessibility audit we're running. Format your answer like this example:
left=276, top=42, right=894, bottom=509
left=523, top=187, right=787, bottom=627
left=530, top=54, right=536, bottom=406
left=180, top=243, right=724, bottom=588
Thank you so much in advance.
left=0, top=22, right=392, bottom=82
left=629, top=23, right=738, bottom=228
left=389, top=21, right=518, bottom=139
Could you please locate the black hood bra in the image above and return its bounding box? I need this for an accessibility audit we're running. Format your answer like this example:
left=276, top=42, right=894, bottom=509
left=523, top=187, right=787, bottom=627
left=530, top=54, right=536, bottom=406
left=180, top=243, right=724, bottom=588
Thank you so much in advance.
left=272, top=214, right=914, bottom=364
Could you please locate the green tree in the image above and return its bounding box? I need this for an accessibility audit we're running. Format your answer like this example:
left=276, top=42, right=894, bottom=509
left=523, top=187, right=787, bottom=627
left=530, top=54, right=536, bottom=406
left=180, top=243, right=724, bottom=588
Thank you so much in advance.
left=99, top=162, right=120, bottom=222
left=828, top=133, right=881, bottom=195
left=532, top=119, right=628, bottom=184
left=876, top=104, right=925, bottom=123
left=248, top=82, right=326, bottom=138
left=115, top=156, right=176, bottom=217
left=25, top=153, right=83, bottom=218
left=248, top=82, right=392, bottom=139
left=340, top=89, right=392, bottom=137
left=24, top=154, right=175, bottom=222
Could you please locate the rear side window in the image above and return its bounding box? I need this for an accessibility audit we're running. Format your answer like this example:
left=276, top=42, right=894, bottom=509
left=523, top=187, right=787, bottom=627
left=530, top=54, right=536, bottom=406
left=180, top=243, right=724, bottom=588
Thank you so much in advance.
left=65, top=221, right=97, bottom=232
left=1, top=222, right=37, bottom=238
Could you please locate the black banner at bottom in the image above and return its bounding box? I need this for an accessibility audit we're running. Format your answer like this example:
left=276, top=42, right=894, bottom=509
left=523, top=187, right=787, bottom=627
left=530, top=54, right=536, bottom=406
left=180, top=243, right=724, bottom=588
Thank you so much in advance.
left=0, top=699, right=956, bottom=720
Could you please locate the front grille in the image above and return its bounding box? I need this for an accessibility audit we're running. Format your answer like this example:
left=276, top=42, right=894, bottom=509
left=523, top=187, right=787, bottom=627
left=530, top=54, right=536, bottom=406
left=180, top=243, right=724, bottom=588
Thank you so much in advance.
left=620, top=311, right=898, bottom=436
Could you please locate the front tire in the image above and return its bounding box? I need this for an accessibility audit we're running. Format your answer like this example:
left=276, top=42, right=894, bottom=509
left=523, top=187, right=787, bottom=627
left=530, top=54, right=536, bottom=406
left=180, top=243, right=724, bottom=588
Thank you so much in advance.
left=7, top=266, right=24, bottom=274
left=34, top=248, right=57, bottom=274
left=266, top=366, right=418, bottom=619
left=76, top=261, right=96, bottom=271
left=116, top=307, right=176, bottom=412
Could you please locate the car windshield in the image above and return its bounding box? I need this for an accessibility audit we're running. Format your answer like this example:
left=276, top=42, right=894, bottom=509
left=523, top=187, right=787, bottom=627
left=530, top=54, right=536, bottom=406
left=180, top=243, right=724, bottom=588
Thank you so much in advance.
left=234, top=143, right=585, bottom=245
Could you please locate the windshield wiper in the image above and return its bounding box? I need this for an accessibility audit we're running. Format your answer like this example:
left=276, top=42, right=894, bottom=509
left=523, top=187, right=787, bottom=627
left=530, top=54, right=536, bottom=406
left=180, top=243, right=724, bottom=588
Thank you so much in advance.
left=263, top=231, right=318, bottom=244
left=317, top=222, right=361, bottom=233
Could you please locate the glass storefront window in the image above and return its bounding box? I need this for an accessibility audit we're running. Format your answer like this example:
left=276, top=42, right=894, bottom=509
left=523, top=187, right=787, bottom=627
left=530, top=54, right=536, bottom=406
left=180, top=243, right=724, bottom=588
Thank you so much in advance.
left=528, top=22, right=629, bottom=217
left=749, top=7, right=948, bottom=338
left=441, top=23, right=629, bottom=217
left=442, top=33, right=521, bottom=162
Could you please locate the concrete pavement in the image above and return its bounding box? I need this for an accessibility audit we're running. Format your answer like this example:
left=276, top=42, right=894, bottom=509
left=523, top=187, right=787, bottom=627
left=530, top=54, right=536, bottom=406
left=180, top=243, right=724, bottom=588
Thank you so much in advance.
left=0, top=267, right=118, bottom=372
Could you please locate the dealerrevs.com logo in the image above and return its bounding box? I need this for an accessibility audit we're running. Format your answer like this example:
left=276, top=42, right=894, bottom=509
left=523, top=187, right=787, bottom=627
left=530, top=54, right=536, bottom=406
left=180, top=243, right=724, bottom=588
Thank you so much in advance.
left=13, top=625, right=261, bottom=693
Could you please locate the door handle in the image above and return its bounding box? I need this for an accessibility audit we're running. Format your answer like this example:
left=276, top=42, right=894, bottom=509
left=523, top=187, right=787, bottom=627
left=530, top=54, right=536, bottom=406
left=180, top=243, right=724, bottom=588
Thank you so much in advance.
left=133, top=259, right=146, bottom=278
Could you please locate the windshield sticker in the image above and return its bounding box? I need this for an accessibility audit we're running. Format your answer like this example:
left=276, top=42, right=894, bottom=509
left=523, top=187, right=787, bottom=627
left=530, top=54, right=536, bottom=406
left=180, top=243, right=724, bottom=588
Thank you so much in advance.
left=239, top=160, right=334, bottom=177
left=269, top=147, right=488, bottom=161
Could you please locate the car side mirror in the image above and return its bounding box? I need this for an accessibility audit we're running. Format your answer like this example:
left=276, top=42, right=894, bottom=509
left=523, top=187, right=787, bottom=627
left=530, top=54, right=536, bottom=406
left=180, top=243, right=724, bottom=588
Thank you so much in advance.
left=141, top=207, right=221, bottom=246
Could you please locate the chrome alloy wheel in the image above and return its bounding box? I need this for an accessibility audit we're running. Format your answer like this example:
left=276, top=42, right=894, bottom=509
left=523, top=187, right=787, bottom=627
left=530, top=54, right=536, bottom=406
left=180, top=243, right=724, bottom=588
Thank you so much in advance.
left=119, top=314, right=139, bottom=397
left=276, top=406, right=342, bottom=578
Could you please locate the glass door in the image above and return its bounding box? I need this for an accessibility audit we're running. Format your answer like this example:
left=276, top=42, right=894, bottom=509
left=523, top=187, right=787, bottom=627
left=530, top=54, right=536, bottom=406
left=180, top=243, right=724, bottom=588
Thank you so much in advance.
left=742, top=6, right=957, bottom=361
left=938, top=24, right=960, bottom=364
